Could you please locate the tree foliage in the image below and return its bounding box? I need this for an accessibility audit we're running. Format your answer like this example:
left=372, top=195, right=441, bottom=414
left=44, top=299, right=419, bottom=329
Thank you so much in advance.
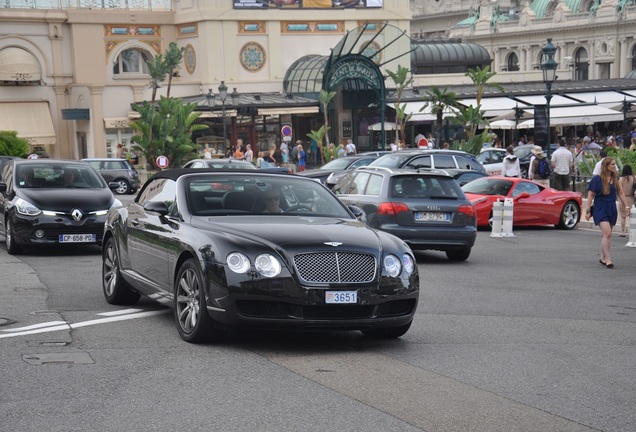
left=0, top=131, right=30, bottom=157
left=465, top=65, right=504, bottom=106
left=423, top=86, right=458, bottom=145
left=147, top=54, right=168, bottom=103
left=307, top=89, right=336, bottom=160
left=386, top=65, right=413, bottom=146
left=130, top=97, right=207, bottom=170
left=164, top=42, right=184, bottom=99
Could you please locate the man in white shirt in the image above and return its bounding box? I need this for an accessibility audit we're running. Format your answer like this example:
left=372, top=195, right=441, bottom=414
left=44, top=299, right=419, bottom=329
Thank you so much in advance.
left=592, top=150, right=607, bottom=176
left=551, top=138, right=574, bottom=190
left=345, top=138, right=356, bottom=155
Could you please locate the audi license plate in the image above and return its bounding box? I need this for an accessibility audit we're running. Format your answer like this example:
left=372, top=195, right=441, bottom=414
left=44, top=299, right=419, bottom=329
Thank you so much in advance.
left=415, top=212, right=450, bottom=222
left=59, top=234, right=96, bottom=243
left=325, top=291, right=358, bottom=304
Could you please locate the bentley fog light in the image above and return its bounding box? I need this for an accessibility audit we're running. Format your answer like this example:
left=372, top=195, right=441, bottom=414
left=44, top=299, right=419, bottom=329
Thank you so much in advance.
left=227, top=252, right=250, bottom=274
left=383, top=254, right=402, bottom=278
left=255, top=254, right=281, bottom=277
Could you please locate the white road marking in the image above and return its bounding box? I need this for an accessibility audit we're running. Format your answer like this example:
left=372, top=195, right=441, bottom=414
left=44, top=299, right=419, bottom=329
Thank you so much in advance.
left=1, top=321, right=67, bottom=332
left=0, top=309, right=170, bottom=339
left=97, top=308, right=144, bottom=317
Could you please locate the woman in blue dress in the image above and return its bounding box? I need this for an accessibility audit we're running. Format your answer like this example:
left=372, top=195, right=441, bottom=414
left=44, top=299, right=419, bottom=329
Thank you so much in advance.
left=585, top=157, right=631, bottom=268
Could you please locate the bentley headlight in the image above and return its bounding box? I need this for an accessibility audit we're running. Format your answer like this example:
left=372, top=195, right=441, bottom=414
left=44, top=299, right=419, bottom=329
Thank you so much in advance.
left=383, top=254, right=402, bottom=278
left=15, top=198, right=42, bottom=216
left=255, top=254, right=281, bottom=278
left=402, top=253, right=415, bottom=275
left=227, top=252, right=250, bottom=274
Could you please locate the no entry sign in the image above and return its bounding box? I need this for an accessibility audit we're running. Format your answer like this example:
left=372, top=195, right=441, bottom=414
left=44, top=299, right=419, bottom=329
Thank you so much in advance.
left=156, top=155, right=170, bottom=169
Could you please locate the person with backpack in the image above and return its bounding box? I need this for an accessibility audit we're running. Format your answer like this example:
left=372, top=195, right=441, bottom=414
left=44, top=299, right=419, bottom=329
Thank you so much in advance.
left=530, top=145, right=550, bottom=186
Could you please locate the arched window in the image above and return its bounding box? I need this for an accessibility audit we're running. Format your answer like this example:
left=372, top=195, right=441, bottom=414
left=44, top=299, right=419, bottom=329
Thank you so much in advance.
left=113, top=48, right=151, bottom=75
left=575, top=47, right=589, bottom=81
left=507, top=52, right=519, bottom=72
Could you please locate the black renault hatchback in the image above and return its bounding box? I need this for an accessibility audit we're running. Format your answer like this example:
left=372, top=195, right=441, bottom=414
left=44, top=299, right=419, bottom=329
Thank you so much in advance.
left=0, top=159, right=120, bottom=254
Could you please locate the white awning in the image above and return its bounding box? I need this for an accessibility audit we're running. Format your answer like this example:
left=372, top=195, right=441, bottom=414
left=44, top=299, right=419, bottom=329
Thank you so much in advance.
left=563, top=91, right=636, bottom=110
left=390, top=102, right=458, bottom=122
left=513, top=94, right=581, bottom=107
left=199, top=109, right=238, bottom=118
left=0, top=102, right=55, bottom=145
left=257, top=106, right=319, bottom=115
left=458, top=97, right=531, bottom=118
left=368, top=121, right=397, bottom=131
left=518, top=105, right=624, bottom=127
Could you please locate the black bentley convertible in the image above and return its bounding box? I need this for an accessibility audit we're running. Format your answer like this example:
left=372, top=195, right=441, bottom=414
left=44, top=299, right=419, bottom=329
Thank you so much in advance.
left=102, top=169, right=419, bottom=343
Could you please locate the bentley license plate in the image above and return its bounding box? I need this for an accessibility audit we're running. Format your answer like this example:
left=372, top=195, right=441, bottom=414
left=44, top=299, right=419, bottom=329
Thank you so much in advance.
left=415, top=212, right=450, bottom=222
left=59, top=234, right=96, bottom=243
left=325, top=291, right=357, bottom=304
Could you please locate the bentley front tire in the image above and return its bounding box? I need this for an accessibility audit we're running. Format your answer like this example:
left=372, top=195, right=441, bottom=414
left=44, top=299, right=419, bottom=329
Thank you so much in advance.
left=102, top=237, right=140, bottom=305
left=174, top=259, right=219, bottom=343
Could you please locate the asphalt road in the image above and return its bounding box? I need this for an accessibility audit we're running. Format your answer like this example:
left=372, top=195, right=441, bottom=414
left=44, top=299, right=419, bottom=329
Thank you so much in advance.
left=0, top=220, right=635, bottom=432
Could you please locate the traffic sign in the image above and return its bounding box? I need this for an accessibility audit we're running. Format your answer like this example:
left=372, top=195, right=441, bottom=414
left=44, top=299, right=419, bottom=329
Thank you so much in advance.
left=156, top=155, right=170, bottom=169
left=281, top=125, right=292, bottom=137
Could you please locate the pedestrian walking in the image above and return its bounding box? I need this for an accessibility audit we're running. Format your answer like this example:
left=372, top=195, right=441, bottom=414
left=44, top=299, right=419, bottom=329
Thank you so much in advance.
left=618, top=164, right=636, bottom=237
left=585, top=157, right=631, bottom=268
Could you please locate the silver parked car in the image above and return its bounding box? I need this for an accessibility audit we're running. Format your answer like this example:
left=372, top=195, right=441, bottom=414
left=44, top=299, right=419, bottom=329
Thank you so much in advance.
left=82, top=158, right=141, bottom=195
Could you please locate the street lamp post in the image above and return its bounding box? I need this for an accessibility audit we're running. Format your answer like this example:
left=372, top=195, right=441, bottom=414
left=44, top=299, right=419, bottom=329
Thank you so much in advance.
left=541, top=38, right=558, bottom=159
left=206, top=81, right=240, bottom=152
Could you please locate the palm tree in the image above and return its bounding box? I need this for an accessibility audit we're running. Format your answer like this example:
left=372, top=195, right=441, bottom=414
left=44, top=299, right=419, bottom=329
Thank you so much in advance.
left=423, top=86, right=458, bottom=145
left=164, top=42, right=184, bottom=99
left=130, top=97, right=207, bottom=169
left=319, top=89, right=336, bottom=149
left=449, top=105, right=490, bottom=155
left=465, top=65, right=504, bottom=106
left=146, top=54, right=168, bottom=103
left=386, top=65, right=413, bottom=146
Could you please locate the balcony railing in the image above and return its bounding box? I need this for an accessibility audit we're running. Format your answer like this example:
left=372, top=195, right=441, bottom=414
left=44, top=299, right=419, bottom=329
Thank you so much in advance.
left=0, top=0, right=172, bottom=10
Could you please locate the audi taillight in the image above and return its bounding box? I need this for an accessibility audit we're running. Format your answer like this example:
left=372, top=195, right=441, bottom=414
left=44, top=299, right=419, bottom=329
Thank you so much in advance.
left=378, top=202, right=409, bottom=215
left=458, top=204, right=475, bottom=217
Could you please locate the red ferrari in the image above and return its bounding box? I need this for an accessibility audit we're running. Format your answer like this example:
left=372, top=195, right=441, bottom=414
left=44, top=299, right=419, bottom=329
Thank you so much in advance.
left=461, top=176, right=583, bottom=229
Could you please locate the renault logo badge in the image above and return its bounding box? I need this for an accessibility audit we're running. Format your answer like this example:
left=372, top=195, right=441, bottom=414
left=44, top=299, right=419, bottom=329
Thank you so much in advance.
left=71, top=209, right=83, bottom=221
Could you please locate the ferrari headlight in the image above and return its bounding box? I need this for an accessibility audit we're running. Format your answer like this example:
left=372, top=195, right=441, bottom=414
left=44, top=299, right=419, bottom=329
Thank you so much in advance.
left=255, top=254, right=281, bottom=278
left=227, top=252, right=250, bottom=274
left=14, top=198, right=41, bottom=216
left=402, top=253, right=415, bottom=275
left=383, top=254, right=402, bottom=278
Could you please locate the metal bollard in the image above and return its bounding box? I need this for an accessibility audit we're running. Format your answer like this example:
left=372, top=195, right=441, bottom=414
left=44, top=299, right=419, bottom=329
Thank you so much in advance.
left=626, top=204, right=636, bottom=247
left=501, top=198, right=515, bottom=237
left=490, top=200, right=504, bottom=238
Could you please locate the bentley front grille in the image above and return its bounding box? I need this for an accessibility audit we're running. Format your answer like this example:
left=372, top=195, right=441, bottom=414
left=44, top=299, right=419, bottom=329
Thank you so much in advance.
left=293, top=252, right=376, bottom=283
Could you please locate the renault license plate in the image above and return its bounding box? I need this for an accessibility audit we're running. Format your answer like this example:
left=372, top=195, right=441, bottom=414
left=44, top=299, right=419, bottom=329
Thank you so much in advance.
left=59, top=234, right=96, bottom=243
left=325, top=291, right=357, bottom=304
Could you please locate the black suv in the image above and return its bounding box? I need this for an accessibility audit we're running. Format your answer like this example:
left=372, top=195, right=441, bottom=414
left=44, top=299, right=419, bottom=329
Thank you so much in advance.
left=367, top=149, right=486, bottom=172
left=333, top=166, right=477, bottom=261
left=82, top=158, right=141, bottom=195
